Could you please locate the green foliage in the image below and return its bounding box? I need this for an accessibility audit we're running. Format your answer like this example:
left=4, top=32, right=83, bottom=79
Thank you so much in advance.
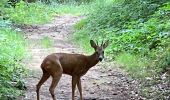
left=7, top=0, right=21, bottom=7
left=158, top=46, right=170, bottom=72
left=74, top=19, right=87, bottom=29
left=73, top=30, right=92, bottom=53
left=75, top=0, right=170, bottom=61
left=2, top=0, right=109, bottom=23
left=0, top=19, right=12, bottom=28
left=74, top=0, right=170, bottom=99
left=4, top=1, right=56, bottom=24
left=50, top=0, right=107, bottom=15
left=47, top=0, right=95, bottom=4
left=0, top=0, right=8, bottom=7
left=116, top=53, right=153, bottom=78
left=0, top=27, right=26, bottom=99
left=2, top=0, right=104, bottom=24
left=0, top=0, right=8, bottom=18
left=50, top=3, right=89, bottom=15
left=81, top=0, right=169, bottom=53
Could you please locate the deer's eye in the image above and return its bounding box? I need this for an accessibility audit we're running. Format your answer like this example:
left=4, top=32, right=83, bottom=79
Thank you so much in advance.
left=102, top=51, right=104, bottom=54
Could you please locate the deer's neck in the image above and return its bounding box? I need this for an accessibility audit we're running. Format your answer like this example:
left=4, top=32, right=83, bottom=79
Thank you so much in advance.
left=86, top=52, right=99, bottom=68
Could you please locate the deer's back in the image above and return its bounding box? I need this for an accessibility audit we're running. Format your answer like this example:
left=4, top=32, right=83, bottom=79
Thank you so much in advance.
left=42, top=53, right=89, bottom=76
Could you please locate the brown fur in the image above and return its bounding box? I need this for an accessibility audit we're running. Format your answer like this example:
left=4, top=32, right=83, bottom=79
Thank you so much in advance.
left=42, top=53, right=99, bottom=76
left=36, top=40, right=109, bottom=100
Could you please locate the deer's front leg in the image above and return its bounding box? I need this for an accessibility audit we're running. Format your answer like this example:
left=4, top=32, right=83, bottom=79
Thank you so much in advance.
left=72, top=76, right=78, bottom=100
left=77, top=77, right=83, bottom=100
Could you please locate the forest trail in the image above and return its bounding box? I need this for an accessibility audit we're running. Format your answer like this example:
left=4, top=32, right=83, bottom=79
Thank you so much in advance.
left=20, top=14, right=140, bottom=100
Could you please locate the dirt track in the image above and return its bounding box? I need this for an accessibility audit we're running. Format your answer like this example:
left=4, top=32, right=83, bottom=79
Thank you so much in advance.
left=20, top=14, right=140, bottom=100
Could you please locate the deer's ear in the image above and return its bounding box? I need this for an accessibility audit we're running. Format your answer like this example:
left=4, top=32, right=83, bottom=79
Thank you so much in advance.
left=103, top=40, right=109, bottom=49
left=90, top=40, right=97, bottom=49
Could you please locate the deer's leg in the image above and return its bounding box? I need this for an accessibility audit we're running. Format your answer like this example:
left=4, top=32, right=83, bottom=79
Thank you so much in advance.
left=36, top=70, right=50, bottom=100
left=49, top=73, right=62, bottom=100
left=49, top=61, right=63, bottom=100
left=72, top=76, right=78, bottom=100
left=77, top=77, right=83, bottom=100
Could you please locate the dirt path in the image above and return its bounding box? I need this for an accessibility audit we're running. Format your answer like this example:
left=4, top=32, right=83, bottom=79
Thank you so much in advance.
left=20, top=14, right=140, bottom=100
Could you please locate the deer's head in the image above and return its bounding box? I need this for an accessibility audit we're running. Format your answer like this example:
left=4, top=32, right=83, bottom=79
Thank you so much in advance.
left=90, top=40, right=109, bottom=62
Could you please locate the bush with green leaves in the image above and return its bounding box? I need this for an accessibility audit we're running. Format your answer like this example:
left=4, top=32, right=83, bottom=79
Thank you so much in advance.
left=4, top=1, right=56, bottom=24
left=75, top=0, right=170, bottom=60
left=74, top=0, right=170, bottom=99
left=0, top=26, right=26, bottom=99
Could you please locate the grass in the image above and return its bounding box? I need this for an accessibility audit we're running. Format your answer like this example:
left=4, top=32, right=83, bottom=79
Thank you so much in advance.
left=3, top=0, right=113, bottom=25
left=0, top=27, right=26, bottom=99
left=114, top=52, right=170, bottom=99
left=72, top=30, right=93, bottom=54
left=3, top=0, right=106, bottom=25
left=51, top=4, right=89, bottom=15
left=115, top=53, right=153, bottom=78
left=4, top=1, right=57, bottom=24
left=40, top=37, right=54, bottom=48
left=50, top=0, right=108, bottom=15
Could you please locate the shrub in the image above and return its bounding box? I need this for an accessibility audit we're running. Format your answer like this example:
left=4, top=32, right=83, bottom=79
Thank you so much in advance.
left=4, top=1, right=56, bottom=24
left=0, top=27, right=26, bottom=99
left=74, top=1, right=170, bottom=99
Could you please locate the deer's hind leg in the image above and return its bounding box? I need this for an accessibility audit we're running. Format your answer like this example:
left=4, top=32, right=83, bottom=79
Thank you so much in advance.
left=36, top=69, right=50, bottom=100
left=48, top=60, right=63, bottom=100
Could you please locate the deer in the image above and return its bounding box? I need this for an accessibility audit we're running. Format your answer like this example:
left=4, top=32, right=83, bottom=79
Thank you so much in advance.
left=36, top=40, right=109, bottom=100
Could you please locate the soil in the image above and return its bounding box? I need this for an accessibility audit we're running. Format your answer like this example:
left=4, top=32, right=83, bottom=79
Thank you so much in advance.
left=19, top=14, right=141, bottom=100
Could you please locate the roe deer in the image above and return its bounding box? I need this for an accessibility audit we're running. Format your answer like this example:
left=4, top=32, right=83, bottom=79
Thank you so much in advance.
left=36, top=40, right=109, bottom=100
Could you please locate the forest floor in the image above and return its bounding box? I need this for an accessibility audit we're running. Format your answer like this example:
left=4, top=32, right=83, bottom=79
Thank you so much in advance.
left=19, top=14, right=141, bottom=100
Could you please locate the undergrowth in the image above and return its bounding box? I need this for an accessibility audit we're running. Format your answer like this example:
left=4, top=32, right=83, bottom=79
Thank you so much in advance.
left=0, top=20, right=26, bottom=99
left=116, top=53, right=153, bottom=79
left=74, top=0, right=170, bottom=99
left=2, top=0, right=108, bottom=25
left=1, top=0, right=169, bottom=99
left=50, top=0, right=110, bottom=15
left=3, top=1, right=56, bottom=24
